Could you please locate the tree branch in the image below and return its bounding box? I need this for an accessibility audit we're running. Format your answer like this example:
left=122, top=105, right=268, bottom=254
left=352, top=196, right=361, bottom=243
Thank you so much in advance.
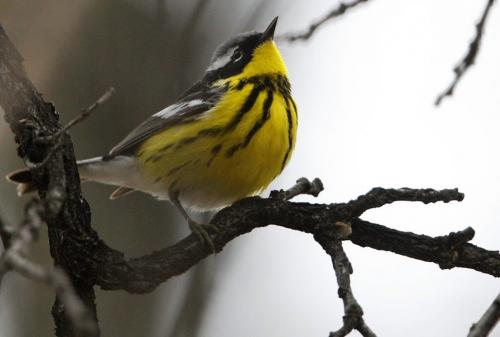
left=468, top=293, right=500, bottom=337
left=345, top=187, right=463, bottom=217
left=0, top=201, right=98, bottom=336
left=316, top=237, right=376, bottom=337
left=0, top=24, right=99, bottom=337
left=2, top=19, right=499, bottom=337
left=280, top=0, right=373, bottom=42
left=73, top=185, right=498, bottom=294
left=349, top=220, right=498, bottom=274
left=435, top=0, right=497, bottom=106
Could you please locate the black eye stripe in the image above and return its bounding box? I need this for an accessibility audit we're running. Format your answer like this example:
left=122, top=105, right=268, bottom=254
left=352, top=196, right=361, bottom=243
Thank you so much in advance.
left=205, top=33, right=261, bottom=81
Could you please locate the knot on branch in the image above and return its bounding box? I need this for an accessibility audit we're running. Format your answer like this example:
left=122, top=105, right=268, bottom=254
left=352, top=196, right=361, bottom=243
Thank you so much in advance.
left=436, top=227, right=476, bottom=269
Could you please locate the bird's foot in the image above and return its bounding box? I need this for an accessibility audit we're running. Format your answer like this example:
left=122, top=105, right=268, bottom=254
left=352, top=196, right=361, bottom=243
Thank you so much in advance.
left=188, top=219, right=219, bottom=253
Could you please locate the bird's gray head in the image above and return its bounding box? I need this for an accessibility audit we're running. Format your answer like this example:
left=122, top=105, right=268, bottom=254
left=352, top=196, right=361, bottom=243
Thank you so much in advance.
left=204, top=17, right=278, bottom=81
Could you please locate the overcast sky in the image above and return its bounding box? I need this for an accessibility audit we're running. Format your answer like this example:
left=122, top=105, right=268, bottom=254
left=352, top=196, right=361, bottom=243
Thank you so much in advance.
left=189, top=1, right=500, bottom=337
left=1, top=1, right=499, bottom=337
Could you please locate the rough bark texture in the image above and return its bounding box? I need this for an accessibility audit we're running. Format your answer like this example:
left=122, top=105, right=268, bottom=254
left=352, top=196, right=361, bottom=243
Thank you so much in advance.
left=84, top=196, right=497, bottom=294
left=0, top=25, right=99, bottom=336
left=1, top=21, right=499, bottom=337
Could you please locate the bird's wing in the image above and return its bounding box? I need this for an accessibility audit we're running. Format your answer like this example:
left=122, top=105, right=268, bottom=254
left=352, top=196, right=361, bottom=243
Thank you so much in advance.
left=105, top=83, right=225, bottom=158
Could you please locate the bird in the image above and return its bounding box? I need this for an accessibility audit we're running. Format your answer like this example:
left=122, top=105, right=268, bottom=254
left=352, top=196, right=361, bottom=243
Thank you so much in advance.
left=6, top=17, right=298, bottom=248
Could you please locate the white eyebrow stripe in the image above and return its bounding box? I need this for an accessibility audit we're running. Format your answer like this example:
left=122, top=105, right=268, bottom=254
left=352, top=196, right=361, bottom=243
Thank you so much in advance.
left=153, top=99, right=206, bottom=119
left=206, top=47, right=237, bottom=71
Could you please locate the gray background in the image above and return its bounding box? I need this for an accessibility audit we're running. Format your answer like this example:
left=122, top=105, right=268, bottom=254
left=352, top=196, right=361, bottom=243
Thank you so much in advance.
left=0, top=0, right=499, bottom=336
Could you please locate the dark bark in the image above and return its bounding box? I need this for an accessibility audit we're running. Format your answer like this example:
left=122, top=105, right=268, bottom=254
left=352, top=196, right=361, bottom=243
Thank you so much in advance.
left=0, top=25, right=99, bottom=336
left=80, top=192, right=496, bottom=294
left=1, top=20, right=499, bottom=337
left=316, top=237, right=376, bottom=337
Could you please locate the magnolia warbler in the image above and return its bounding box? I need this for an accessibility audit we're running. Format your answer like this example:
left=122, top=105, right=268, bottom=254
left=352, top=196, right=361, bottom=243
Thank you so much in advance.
left=7, top=17, right=298, bottom=246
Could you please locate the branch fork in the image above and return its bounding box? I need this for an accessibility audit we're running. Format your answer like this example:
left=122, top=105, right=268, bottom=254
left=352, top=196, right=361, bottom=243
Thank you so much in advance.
left=1, top=23, right=499, bottom=337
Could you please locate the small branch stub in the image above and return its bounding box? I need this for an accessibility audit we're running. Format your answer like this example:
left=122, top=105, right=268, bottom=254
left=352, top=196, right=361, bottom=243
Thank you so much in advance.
left=270, top=177, right=324, bottom=200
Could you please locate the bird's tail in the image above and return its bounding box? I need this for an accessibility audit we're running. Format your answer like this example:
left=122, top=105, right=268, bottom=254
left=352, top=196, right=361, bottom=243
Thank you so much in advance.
left=6, top=156, right=138, bottom=197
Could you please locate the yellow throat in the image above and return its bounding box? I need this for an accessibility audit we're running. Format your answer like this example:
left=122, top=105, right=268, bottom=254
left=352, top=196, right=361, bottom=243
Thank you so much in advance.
left=137, top=34, right=297, bottom=210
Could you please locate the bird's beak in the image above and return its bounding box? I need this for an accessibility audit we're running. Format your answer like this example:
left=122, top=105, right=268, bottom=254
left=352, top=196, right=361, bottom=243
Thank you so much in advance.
left=260, top=17, right=278, bottom=43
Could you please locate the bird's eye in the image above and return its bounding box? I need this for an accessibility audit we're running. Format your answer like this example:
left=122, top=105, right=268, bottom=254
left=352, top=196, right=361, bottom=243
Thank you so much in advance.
left=232, top=49, right=243, bottom=62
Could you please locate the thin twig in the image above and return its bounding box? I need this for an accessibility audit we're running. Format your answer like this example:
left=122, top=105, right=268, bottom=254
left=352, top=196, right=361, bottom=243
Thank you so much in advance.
left=435, top=0, right=497, bottom=106
left=0, top=201, right=98, bottom=337
left=280, top=0, right=372, bottom=42
left=28, top=87, right=115, bottom=169
left=1, top=24, right=104, bottom=336
left=468, top=293, right=500, bottom=337
left=60, top=87, right=115, bottom=134
left=0, top=203, right=43, bottom=279
left=7, top=254, right=98, bottom=336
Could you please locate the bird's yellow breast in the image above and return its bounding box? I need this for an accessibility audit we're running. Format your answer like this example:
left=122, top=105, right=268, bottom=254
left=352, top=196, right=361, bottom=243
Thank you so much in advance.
left=137, top=41, right=297, bottom=210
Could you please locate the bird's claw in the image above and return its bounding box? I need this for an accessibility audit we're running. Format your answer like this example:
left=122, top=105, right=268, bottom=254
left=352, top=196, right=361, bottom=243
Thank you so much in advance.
left=188, top=219, right=217, bottom=252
